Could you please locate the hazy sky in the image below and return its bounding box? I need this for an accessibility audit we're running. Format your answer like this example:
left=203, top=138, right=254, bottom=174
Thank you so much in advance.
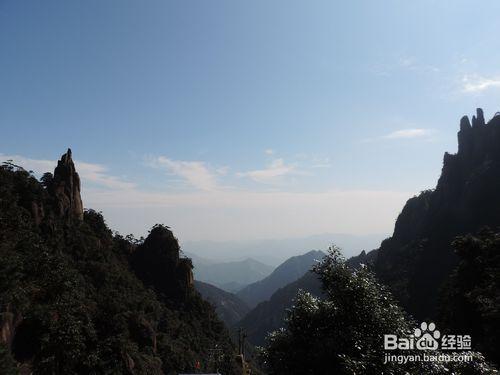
left=2, top=1, right=500, bottom=241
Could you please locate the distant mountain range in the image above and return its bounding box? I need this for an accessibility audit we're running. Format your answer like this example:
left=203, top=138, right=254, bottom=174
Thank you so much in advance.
left=236, top=250, right=325, bottom=308
left=236, top=249, right=374, bottom=345
left=190, top=257, right=274, bottom=292
left=194, top=249, right=327, bottom=333
left=194, top=281, right=250, bottom=326
left=182, top=233, right=385, bottom=266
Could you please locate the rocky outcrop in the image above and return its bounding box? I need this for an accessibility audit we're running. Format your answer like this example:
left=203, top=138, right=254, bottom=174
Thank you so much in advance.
left=375, top=108, right=500, bottom=319
left=131, top=225, right=194, bottom=302
left=52, top=149, right=83, bottom=221
left=236, top=250, right=324, bottom=308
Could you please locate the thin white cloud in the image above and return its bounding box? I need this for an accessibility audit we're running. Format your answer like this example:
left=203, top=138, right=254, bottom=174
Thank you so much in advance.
left=382, top=128, right=436, bottom=140
left=265, top=149, right=275, bottom=155
left=398, top=56, right=440, bottom=73
left=310, top=156, right=331, bottom=169
left=360, top=128, right=437, bottom=143
left=148, top=156, right=218, bottom=191
left=237, top=158, right=298, bottom=184
left=74, top=162, right=136, bottom=190
left=399, top=56, right=416, bottom=68
left=0, top=153, right=135, bottom=190
left=216, top=166, right=230, bottom=175
left=461, top=74, right=500, bottom=93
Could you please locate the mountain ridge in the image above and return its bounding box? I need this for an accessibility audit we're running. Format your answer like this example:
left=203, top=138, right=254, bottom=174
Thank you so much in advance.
left=192, top=257, right=274, bottom=292
left=236, top=250, right=325, bottom=308
left=194, top=281, right=250, bottom=326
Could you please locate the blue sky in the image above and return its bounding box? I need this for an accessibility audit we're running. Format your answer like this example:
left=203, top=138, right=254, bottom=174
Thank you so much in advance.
left=2, top=0, right=500, bottom=242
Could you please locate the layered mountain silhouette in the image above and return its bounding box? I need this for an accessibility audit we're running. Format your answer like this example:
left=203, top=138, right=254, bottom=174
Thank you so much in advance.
left=236, top=250, right=325, bottom=308
left=184, top=233, right=383, bottom=266
left=194, top=281, right=250, bottom=326
left=192, top=257, right=274, bottom=292
left=236, top=248, right=378, bottom=346
left=373, top=109, right=500, bottom=319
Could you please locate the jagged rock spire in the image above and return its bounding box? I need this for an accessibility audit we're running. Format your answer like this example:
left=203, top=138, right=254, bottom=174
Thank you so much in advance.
left=458, top=115, right=472, bottom=154
left=52, top=148, right=83, bottom=220
left=457, top=108, right=487, bottom=155
left=459, top=115, right=471, bottom=131
left=471, top=108, right=485, bottom=127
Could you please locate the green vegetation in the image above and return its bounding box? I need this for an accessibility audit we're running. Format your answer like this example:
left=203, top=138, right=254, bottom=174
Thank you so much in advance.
left=0, top=163, right=238, bottom=374
left=440, top=229, right=500, bottom=362
left=261, top=247, right=497, bottom=374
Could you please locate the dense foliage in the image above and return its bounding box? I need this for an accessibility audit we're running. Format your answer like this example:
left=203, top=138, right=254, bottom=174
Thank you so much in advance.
left=262, top=247, right=497, bottom=374
left=0, top=164, right=238, bottom=374
left=439, top=229, right=500, bottom=363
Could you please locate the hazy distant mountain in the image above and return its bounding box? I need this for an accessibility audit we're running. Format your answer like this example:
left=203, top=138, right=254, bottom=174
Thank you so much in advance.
left=218, top=281, right=248, bottom=293
left=237, top=249, right=378, bottom=346
left=192, top=258, right=274, bottom=291
left=183, top=251, right=215, bottom=266
left=194, top=281, right=250, bottom=327
left=237, top=271, right=323, bottom=346
left=236, top=250, right=325, bottom=308
left=182, top=233, right=385, bottom=266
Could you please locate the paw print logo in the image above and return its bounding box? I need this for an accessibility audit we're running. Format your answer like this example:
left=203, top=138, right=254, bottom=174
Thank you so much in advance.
left=414, top=322, right=440, bottom=350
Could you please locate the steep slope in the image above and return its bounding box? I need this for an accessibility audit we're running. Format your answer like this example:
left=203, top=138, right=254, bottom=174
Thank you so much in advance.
left=346, top=248, right=378, bottom=269
left=236, top=271, right=322, bottom=346
left=193, top=258, right=274, bottom=292
left=194, top=281, right=250, bottom=327
left=375, top=109, right=500, bottom=319
left=237, top=250, right=325, bottom=308
left=0, top=150, right=239, bottom=375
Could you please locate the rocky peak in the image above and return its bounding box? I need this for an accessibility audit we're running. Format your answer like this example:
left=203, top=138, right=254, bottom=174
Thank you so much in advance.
left=141, top=225, right=181, bottom=263
left=131, top=225, right=193, bottom=302
left=52, top=148, right=83, bottom=220
left=456, top=108, right=497, bottom=158
left=471, top=107, right=485, bottom=127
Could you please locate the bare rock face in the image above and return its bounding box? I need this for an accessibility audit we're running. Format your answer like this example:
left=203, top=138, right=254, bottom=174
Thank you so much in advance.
left=52, top=149, right=83, bottom=220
